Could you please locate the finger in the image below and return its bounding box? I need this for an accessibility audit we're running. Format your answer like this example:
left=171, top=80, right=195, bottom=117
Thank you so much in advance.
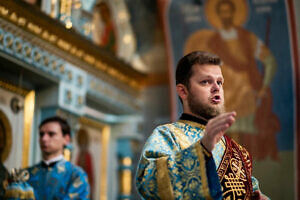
left=210, top=112, right=236, bottom=124
left=208, top=113, right=236, bottom=130
left=230, top=111, right=237, bottom=117
left=205, top=112, right=236, bottom=139
left=206, top=117, right=235, bottom=138
left=211, top=123, right=230, bottom=136
left=205, top=123, right=229, bottom=140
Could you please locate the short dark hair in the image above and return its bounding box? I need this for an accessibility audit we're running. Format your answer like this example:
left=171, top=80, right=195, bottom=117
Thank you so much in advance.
left=39, top=116, right=71, bottom=136
left=176, top=51, right=222, bottom=88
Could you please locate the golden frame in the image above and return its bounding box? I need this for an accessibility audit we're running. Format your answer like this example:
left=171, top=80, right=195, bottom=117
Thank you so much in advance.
left=78, top=117, right=110, bottom=200
left=22, top=91, right=35, bottom=168
left=0, top=80, right=34, bottom=168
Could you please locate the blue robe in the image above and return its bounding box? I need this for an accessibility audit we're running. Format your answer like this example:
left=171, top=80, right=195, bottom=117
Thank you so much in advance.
left=27, top=159, right=90, bottom=199
left=136, top=116, right=261, bottom=200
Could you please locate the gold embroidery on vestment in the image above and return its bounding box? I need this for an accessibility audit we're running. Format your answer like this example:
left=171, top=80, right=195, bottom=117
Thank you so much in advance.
left=196, top=144, right=213, bottom=200
left=157, top=156, right=174, bottom=200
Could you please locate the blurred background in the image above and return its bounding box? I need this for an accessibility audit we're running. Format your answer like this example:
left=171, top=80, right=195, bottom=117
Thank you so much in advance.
left=0, top=0, right=299, bottom=199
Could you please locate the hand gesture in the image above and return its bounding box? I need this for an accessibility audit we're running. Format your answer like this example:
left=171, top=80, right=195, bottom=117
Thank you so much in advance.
left=201, top=112, right=236, bottom=152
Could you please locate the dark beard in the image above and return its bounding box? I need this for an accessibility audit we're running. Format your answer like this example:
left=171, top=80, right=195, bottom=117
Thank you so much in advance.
left=187, top=92, right=224, bottom=120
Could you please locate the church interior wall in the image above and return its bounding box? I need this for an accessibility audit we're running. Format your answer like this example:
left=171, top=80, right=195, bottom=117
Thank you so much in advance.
left=0, top=1, right=146, bottom=199
left=0, top=0, right=299, bottom=199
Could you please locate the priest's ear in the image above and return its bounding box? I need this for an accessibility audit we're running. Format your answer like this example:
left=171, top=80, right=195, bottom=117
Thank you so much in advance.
left=176, top=83, right=188, bottom=101
left=63, top=134, right=71, bottom=145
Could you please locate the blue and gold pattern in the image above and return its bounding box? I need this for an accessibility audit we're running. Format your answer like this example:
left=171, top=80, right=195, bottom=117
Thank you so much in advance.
left=136, top=119, right=260, bottom=200
left=26, top=160, right=90, bottom=199
left=4, top=168, right=35, bottom=200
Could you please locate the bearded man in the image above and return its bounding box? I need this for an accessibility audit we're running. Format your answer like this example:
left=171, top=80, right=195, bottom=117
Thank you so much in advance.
left=135, top=51, right=268, bottom=200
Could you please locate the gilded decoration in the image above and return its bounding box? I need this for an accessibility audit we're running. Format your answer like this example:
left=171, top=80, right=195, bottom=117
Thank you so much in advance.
left=120, top=157, right=132, bottom=196
left=0, top=22, right=141, bottom=109
left=0, top=80, right=28, bottom=97
left=0, top=1, right=145, bottom=90
left=0, top=80, right=32, bottom=166
left=22, top=91, right=35, bottom=168
left=0, top=109, right=12, bottom=162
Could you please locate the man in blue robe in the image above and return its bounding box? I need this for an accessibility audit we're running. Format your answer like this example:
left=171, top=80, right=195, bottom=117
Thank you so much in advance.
left=136, top=51, right=269, bottom=199
left=27, top=116, right=90, bottom=199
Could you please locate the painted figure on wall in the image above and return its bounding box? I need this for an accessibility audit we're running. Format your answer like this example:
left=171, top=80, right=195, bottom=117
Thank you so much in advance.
left=184, top=0, right=279, bottom=160
left=93, top=1, right=118, bottom=53
left=76, top=128, right=94, bottom=199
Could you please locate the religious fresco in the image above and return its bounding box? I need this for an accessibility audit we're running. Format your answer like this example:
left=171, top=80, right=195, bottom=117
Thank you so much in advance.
left=165, top=0, right=295, bottom=159
left=92, top=1, right=118, bottom=53
left=75, top=128, right=95, bottom=199
left=72, top=119, right=110, bottom=200
left=161, top=0, right=298, bottom=198
left=184, top=0, right=279, bottom=161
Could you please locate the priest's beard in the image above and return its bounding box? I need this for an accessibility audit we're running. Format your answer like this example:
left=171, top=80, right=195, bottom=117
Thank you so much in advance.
left=187, top=92, right=225, bottom=120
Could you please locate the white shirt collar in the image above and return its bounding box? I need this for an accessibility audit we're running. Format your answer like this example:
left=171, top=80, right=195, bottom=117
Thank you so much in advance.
left=43, top=154, right=64, bottom=166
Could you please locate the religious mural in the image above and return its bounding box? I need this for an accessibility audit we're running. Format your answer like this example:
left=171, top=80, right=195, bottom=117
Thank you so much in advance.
left=70, top=0, right=137, bottom=63
left=73, top=123, right=105, bottom=200
left=184, top=0, right=279, bottom=161
left=93, top=1, right=118, bottom=53
left=160, top=0, right=298, bottom=198
left=75, top=128, right=95, bottom=199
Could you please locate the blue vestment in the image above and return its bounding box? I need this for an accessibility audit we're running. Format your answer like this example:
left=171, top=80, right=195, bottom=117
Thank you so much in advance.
left=136, top=114, right=262, bottom=200
left=27, top=159, right=90, bottom=199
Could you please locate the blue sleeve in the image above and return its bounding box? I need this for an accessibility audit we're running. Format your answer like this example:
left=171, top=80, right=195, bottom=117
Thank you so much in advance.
left=64, top=167, right=90, bottom=200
